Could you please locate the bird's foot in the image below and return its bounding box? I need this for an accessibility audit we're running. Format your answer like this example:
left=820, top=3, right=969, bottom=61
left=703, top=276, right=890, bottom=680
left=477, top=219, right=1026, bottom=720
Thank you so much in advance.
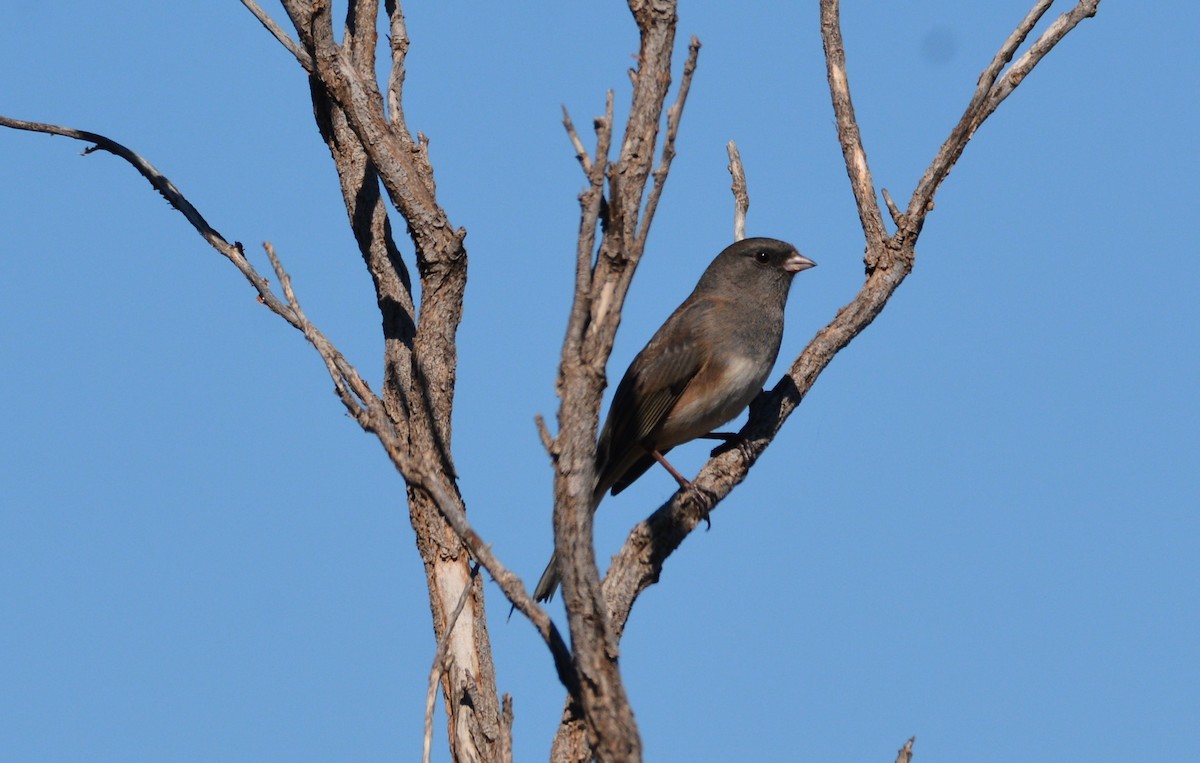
left=650, top=449, right=713, bottom=529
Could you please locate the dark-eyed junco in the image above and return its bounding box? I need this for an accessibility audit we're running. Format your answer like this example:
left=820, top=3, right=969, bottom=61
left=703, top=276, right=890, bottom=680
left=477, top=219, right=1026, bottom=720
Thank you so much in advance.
left=533, top=237, right=815, bottom=602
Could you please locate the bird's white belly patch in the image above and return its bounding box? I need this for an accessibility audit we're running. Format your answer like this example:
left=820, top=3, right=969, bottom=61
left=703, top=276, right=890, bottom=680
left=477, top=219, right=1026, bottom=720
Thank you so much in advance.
left=663, top=354, right=765, bottom=445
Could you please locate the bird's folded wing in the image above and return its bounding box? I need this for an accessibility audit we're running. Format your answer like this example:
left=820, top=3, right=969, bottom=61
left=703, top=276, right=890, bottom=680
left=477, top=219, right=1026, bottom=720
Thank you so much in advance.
left=597, top=298, right=712, bottom=495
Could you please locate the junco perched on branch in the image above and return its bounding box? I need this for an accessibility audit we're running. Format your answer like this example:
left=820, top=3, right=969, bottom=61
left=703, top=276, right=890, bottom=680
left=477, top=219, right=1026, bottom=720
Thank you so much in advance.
left=533, top=237, right=815, bottom=602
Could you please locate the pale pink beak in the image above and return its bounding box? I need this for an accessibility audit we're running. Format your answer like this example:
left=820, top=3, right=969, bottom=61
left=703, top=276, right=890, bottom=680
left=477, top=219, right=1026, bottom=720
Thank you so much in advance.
left=784, top=251, right=817, bottom=273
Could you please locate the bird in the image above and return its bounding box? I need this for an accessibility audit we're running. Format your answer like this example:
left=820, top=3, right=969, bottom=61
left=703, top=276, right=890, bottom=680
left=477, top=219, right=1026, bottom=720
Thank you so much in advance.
left=532, top=237, right=816, bottom=602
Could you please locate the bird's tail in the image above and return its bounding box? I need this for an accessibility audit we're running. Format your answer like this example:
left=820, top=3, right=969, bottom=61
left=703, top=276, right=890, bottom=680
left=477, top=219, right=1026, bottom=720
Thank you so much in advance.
left=532, top=551, right=560, bottom=603
left=531, top=482, right=609, bottom=603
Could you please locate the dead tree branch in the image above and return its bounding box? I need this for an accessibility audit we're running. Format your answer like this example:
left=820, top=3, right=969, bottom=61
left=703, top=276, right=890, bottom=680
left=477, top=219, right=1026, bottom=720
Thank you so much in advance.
left=0, top=102, right=565, bottom=763
left=3, top=2, right=1102, bottom=759
left=594, top=0, right=1102, bottom=640
left=726, top=140, right=749, bottom=241
left=260, top=2, right=507, bottom=758
left=240, top=0, right=312, bottom=71
left=548, top=1, right=689, bottom=759
left=0, top=109, right=574, bottom=668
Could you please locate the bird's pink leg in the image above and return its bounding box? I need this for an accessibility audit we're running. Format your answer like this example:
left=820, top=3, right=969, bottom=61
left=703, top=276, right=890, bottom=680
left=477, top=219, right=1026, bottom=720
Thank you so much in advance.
left=650, top=449, right=692, bottom=489
left=650, top=449, right=714, bottom=529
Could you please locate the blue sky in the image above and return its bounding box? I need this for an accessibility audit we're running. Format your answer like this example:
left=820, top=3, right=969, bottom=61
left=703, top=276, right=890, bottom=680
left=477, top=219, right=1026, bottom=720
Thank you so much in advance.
left=2, top=2, right=1196, bottom=761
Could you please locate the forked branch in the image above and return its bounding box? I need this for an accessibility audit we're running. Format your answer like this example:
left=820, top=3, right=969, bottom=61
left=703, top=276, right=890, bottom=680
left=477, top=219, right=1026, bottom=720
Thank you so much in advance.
left=548, top=1, right=692, bottom=759
left=0, top=114, right=577, bottom=706
left=596, top=0, right=1102, bottom=639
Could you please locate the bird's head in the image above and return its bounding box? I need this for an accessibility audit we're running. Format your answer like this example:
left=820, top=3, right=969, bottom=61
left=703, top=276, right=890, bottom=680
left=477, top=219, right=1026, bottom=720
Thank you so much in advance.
left=697, top=237, right=816, bottom=300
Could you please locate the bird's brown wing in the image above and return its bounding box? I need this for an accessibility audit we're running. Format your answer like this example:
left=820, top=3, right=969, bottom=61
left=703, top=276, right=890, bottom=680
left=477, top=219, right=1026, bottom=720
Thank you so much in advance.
left=596, top=298, right=712, bottom=496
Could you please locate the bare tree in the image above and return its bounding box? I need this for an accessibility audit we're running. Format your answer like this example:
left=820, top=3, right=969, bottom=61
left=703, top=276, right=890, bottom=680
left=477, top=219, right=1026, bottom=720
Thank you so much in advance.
left=0, top=1, right=1101, bottom=761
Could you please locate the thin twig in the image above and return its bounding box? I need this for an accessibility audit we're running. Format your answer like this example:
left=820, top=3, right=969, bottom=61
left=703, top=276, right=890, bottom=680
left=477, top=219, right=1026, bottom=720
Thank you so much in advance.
left=0, top=118, right=221, bottom=251
left=881, top=187, right=902, bottom=227
left=820, top=1, right=888, bottom=254
left=535, top=415, right=556, bottom=455
left=239, top=0, right=313, bottom=71
left=981, top=1, right=1055, bottom=95
left=384, top=0, right=409, bottom=125
left=561, top=94, right=614, bottom=375
left=636, top=36, right=701, bottom=251
left=0, top=117, right=307, bottom=329
left=726, top=140, right=749, bottom=241
left=424, top=562, right=480, bottom=763
left=263, top=242, right=365, bottom=414
left=562, top=106, right=594, bottom=175
left=909, top=0, right=1101, bottom=220
left=989, top=1, right=1101, bottom=108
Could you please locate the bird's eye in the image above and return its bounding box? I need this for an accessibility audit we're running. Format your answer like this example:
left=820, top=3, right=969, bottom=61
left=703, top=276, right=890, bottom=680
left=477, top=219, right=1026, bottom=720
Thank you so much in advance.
left=755, top=251, right=770, bottom=264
